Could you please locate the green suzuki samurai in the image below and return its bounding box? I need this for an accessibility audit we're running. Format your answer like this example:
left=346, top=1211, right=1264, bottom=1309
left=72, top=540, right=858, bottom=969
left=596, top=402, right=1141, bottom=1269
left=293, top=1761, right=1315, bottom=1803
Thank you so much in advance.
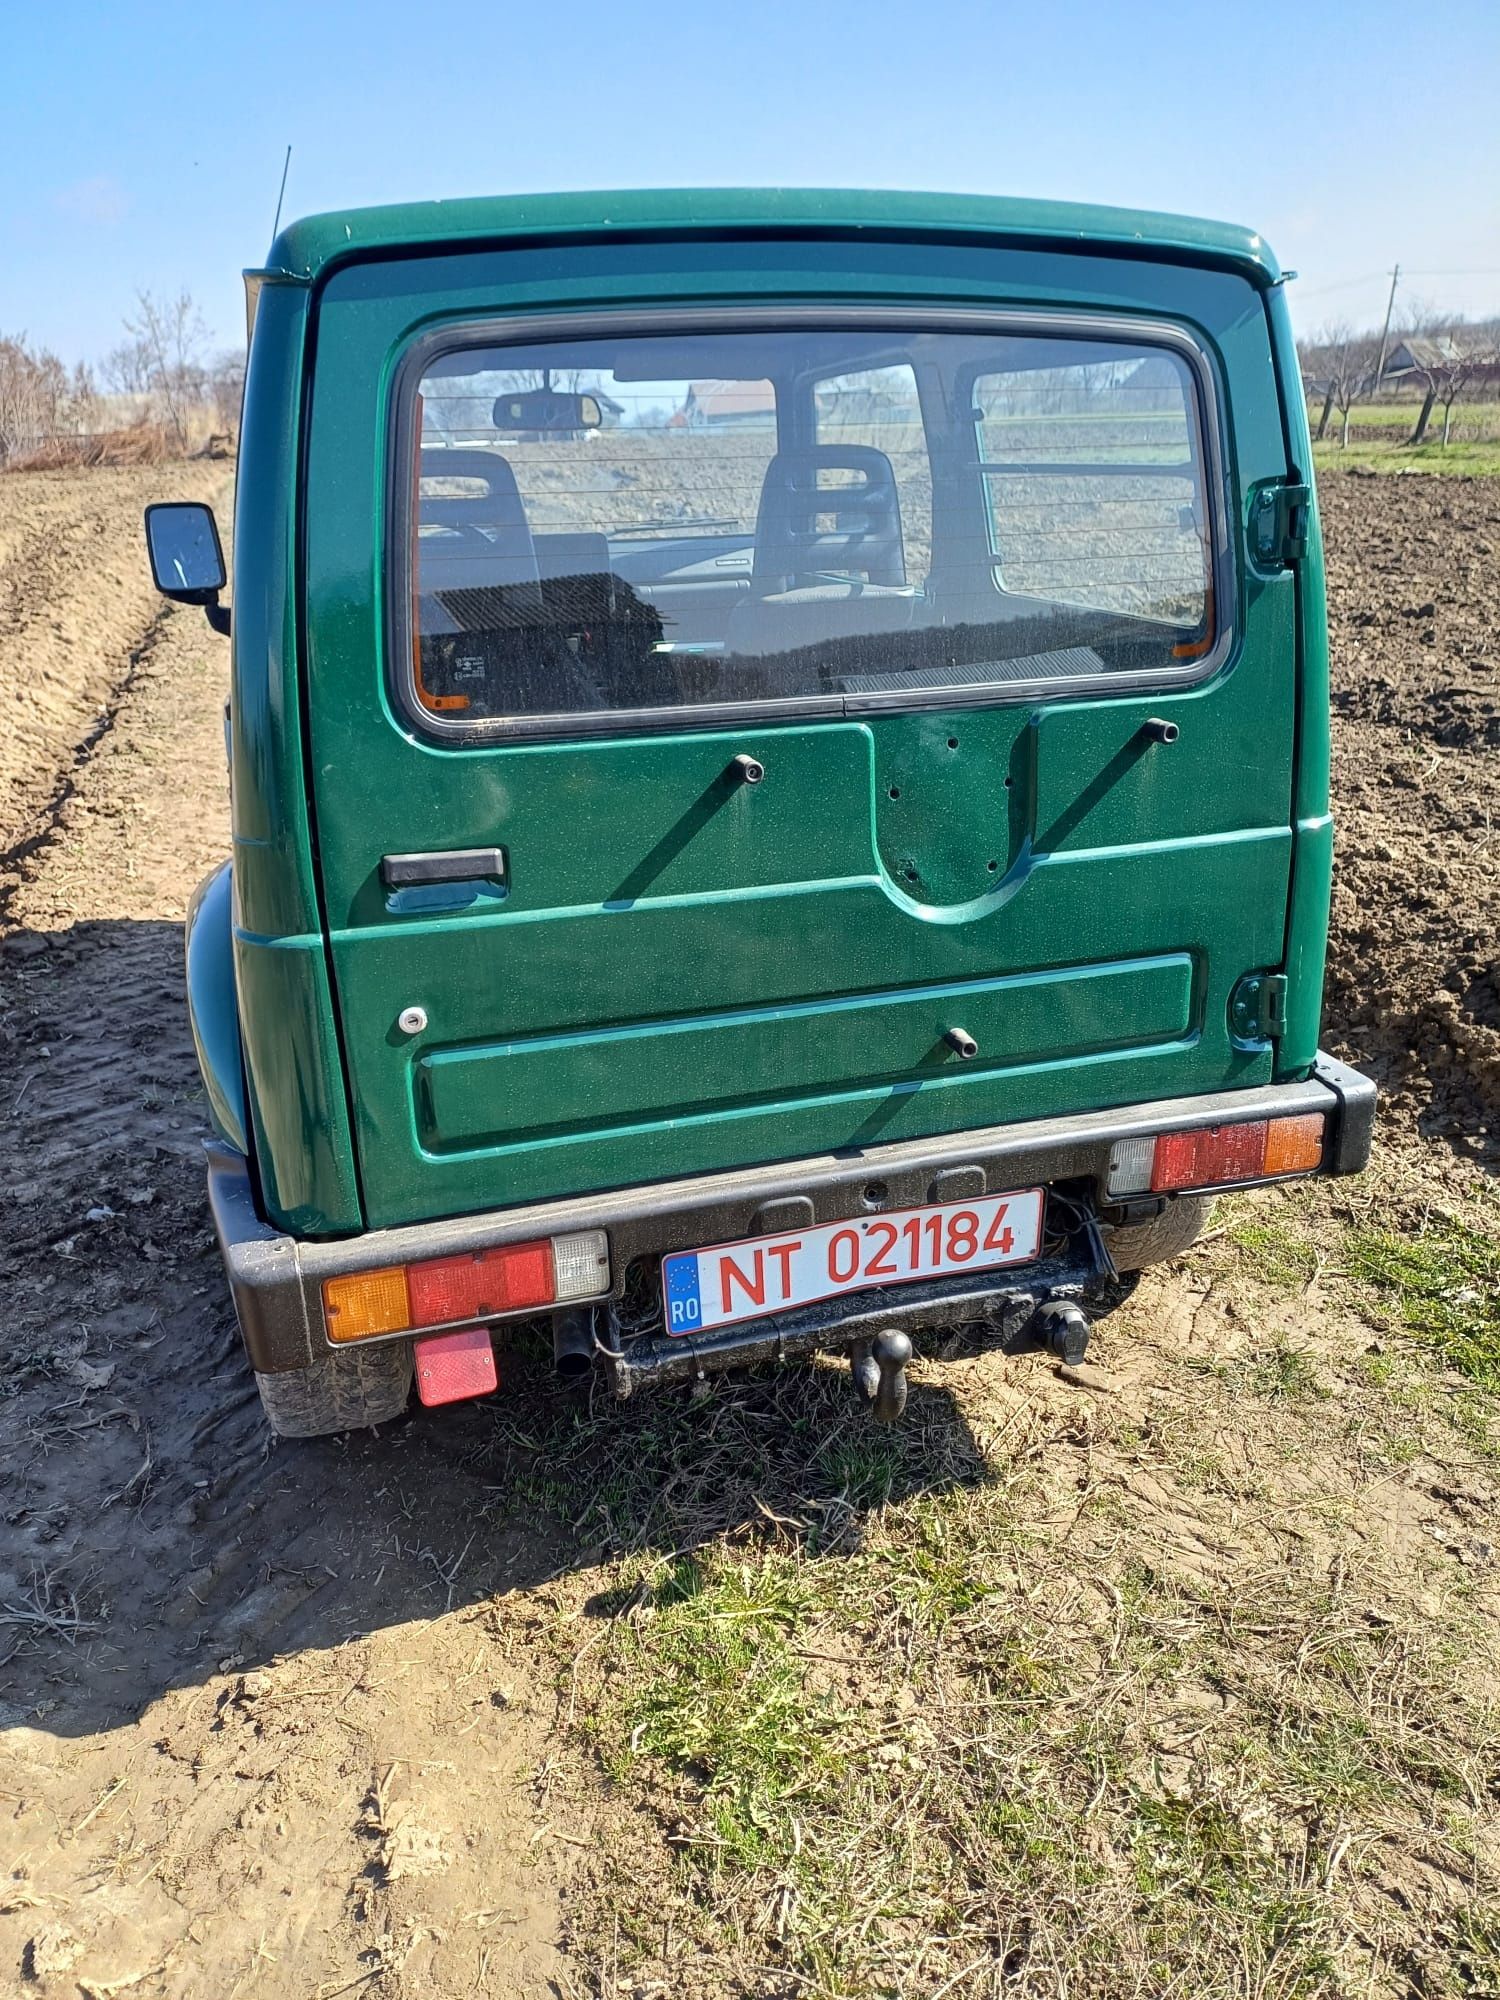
left=145, top=189, right=1373, bottom=1437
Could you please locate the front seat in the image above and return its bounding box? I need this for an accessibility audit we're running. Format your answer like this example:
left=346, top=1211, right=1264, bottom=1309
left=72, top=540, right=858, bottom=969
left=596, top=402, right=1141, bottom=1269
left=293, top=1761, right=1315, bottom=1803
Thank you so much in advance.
left=726, top=446, right=918, bottom=660
left=415, top=448, right=544, bottom=625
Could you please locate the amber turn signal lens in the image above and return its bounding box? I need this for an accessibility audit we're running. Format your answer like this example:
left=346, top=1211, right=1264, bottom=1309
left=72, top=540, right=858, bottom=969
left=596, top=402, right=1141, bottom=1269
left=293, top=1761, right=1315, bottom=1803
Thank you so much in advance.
left=323, top=1266, right=412, bottom=1343
left=1263, top=1112, right=1325, bottom=1176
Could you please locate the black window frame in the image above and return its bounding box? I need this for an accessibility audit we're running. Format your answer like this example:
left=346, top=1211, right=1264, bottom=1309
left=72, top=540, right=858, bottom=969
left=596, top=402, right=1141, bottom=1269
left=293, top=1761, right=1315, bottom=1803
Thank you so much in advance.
left=387, top=304, right=1235, bottom=747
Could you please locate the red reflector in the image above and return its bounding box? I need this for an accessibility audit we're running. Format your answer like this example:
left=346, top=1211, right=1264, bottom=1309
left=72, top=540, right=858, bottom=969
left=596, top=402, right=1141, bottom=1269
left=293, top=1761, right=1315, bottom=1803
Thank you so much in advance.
left=406, top=1241, right=555, bottom=1328
left=414, top=1325, right=499, bottom=1407
left=1152, top=1120, right=1268, bottom=1191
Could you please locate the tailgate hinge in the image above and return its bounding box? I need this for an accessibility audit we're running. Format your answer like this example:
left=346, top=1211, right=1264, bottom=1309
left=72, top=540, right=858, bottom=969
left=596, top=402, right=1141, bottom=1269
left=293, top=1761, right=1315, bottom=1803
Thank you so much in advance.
left=1230, top=971, right=1289, bottom=1044
left=1249, top=480, right=1312, bottom=568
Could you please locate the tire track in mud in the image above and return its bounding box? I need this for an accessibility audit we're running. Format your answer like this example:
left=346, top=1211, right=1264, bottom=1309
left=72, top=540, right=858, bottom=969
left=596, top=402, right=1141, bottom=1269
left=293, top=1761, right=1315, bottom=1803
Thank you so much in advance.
left=0, top=606, right=173, bottom=924
left=0, top=464, right=225, bottom=858
left=0, top=475, right=580, bottom=1998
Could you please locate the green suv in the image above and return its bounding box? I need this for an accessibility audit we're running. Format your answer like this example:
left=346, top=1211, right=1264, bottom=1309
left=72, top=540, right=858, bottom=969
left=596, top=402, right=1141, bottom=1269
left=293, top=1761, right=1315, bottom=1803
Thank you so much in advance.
left=144, top=189, right=1372, bottom=1437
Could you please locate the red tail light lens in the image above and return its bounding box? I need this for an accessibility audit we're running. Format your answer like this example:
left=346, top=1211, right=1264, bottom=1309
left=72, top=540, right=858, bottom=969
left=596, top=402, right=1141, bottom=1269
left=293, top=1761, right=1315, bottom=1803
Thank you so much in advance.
left=320, top=1230, right=609, bottom=1344
left=1108, top=1113, right=1326, bottom=1198
left=406, top=1242, right=555, bottom=1328
left=1152, top=1120, right=1269, bottom=1191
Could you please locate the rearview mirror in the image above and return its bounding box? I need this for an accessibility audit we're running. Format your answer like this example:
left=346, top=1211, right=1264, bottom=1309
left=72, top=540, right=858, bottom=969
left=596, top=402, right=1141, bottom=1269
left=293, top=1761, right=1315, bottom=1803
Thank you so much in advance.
left=491, top=389, right=602, bottom=434
left=145, top=502, right=229, bottom=634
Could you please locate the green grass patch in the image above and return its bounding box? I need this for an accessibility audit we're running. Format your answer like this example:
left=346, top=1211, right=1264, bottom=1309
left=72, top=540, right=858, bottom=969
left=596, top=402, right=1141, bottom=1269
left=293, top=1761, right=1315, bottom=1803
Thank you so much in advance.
left=610, top=1552, right=847, bottom=1870
left=1309, top=400, right=1500, bottom=436
left=468, top=1239, right=1500, bottom=1992
left=1314, top=437, right=1500, bottom=476
left=1247, top=1342, right=1330, bottom=1403
left=1228, top=1214, right=1318, bottom=1292
left=1345, top=1220, right=1500, bottom=1388
left=570, top=1496, right=1500, bottom=1996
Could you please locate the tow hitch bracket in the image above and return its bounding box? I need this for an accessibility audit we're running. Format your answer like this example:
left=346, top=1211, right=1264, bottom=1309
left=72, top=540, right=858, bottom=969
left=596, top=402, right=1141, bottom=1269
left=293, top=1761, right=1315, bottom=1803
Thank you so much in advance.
left=599, top=1211, right=1111, bottom=1415
left=851, top=1328, right=914, bottom=1422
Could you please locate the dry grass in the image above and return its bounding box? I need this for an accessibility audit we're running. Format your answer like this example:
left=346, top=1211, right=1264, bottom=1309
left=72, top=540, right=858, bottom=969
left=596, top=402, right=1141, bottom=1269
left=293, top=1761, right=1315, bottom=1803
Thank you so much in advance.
left=2, top=423, right=177, bottom=472
left=465, top=1177, right=1500, bottom=1998
left=0, top=421, right=235, bottom=473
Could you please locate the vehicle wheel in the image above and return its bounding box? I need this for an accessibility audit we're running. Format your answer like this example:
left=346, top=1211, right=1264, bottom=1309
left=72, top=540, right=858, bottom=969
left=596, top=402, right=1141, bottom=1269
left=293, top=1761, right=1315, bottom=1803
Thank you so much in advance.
left=254, top=1342, right=413, bottom=1439
left=1105, top=1194, right=1216, bottom=1273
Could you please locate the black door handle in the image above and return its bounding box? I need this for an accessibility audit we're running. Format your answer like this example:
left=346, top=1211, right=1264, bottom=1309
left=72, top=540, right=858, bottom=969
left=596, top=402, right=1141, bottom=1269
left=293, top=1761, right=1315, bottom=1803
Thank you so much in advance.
left=381, top=846, right=508, bottom=890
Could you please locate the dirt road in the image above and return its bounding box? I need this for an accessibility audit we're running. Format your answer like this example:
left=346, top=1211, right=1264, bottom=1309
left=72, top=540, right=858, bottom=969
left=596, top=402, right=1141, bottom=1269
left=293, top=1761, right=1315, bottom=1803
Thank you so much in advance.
left=0, top=472, right=580, bottom=1997
left=1, top=467, right=1497, bottom=1998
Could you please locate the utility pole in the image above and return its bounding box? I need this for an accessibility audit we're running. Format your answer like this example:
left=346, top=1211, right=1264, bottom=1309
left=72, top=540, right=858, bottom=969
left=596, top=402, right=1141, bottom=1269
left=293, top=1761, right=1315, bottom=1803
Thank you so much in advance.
left=1374, top=264, right=1400, bottom=393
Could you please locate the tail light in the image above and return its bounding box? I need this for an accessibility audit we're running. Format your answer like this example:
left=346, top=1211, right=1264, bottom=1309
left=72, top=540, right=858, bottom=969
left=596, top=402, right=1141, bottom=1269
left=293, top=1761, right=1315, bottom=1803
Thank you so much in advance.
left=1107, top=1113, right=1324, bottom=1198
left=322, top=1228, right=609, bottom=1344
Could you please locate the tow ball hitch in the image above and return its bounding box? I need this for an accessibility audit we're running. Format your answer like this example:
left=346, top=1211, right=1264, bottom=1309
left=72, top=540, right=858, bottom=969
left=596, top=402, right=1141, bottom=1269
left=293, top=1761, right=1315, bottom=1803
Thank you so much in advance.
left=1033, top=1301, right=1091, bottom=1366
left=851, top=1328, right=912, bottom=1423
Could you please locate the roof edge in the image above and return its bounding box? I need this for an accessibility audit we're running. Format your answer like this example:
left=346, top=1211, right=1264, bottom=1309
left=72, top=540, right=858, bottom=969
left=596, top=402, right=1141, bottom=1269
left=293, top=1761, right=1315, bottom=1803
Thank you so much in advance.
left=262, top=188, right=1281, bottom=289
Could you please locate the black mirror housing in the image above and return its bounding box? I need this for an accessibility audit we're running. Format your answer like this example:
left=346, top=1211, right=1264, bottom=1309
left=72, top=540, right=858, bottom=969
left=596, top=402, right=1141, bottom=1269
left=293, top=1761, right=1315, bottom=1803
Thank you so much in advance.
left=144, top=502, right=230, bottom=632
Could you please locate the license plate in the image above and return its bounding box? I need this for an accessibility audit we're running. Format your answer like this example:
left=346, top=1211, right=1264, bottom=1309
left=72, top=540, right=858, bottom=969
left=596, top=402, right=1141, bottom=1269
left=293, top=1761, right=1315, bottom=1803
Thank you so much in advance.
left=661, top=1190, right=1044, bottom=1337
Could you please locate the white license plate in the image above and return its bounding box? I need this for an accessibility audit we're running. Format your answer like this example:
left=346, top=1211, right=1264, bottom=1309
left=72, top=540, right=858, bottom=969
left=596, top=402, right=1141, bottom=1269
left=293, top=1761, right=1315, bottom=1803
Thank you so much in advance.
left=660, top=1189, right=1044, bottom=1337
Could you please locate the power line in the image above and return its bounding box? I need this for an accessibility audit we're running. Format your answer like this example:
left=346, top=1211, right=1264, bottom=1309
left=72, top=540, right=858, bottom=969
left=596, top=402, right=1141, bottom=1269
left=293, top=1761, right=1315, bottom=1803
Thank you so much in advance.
left=1293, top=267, right=1500, bottom=298
left=1292, top=273, right=1387, bottom=298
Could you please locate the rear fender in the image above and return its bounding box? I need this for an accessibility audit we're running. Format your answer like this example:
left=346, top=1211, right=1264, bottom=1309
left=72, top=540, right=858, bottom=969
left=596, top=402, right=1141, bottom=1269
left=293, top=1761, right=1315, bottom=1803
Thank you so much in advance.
left=185, top=862, right=248, bottom=1154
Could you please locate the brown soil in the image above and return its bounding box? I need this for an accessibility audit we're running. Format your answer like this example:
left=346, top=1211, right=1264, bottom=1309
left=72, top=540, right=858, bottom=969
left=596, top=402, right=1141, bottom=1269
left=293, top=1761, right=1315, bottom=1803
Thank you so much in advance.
left=0, top=466, right=225, bottom=868
left=0, top=466, right=1495, bottom=1997
left=1319, top=473, right=1500, bottom=1170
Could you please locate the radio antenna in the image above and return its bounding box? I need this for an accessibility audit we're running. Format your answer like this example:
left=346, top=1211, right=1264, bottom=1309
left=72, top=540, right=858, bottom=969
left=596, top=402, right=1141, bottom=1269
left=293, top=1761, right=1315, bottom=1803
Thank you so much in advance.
left=271, top=145, right=292, bottom=241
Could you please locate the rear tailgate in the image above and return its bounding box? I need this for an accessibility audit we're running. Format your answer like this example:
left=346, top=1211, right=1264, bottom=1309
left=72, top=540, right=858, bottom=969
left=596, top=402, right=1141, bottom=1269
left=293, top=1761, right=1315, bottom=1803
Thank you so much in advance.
left=300, top=232, right=1298, bottom=1230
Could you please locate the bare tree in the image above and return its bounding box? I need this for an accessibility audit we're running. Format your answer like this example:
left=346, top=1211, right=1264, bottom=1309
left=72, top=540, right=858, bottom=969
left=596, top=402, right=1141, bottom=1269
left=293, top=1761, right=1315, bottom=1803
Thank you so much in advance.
left=209, top=349, right=246, bottom=437
left=0, top=338, right=103, bottom=464
left=1314, top=323, right=1379, bottom=447
left=1389, top=304, right=1443, bottom=443
left=67, top=361, right=100, bottom=435
left=1432, top=339, right=1495, bottom=446
left=101, top=335, right=153, bottom=397
left=121, top=290, right=208, bottom=449
left=0, top=334, right=68, bottom=461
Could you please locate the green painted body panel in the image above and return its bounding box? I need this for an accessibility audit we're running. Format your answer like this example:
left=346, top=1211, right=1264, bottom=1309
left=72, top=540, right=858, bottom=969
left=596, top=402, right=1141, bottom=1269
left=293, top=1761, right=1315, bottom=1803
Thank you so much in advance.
left=217, top=191, right=1335, bottom=1238
left=229, top=280, right=362, bottom=1232
left=1264, top=282, right=1333, bottom=1080
left=261, top=215, right=1320, bottom=1234
left=1282, top=815, right=1334, bottom=1074
left=262, top=188, right=1281, bottom=289
left=417, top=955, right=1196, bottom=1156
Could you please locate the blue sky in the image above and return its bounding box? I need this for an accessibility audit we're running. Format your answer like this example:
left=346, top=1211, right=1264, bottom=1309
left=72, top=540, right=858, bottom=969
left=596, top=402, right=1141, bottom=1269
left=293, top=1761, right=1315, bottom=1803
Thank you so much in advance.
left=2, top=0, right=1496, bottom=365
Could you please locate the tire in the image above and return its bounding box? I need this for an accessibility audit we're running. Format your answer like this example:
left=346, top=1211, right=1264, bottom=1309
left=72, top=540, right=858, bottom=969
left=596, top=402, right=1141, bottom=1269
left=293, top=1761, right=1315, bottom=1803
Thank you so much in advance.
left=1105, top=1194, right=1216, bottom=1274
left=254, top=1341, right=414, bottom=1439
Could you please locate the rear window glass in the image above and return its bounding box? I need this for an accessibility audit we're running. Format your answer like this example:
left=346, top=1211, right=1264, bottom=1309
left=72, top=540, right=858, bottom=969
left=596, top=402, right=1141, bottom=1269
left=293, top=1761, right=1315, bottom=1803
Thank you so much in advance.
left=974, top=350, right=1208, bottom=630
left=400, top=323, right=1220, bottom=733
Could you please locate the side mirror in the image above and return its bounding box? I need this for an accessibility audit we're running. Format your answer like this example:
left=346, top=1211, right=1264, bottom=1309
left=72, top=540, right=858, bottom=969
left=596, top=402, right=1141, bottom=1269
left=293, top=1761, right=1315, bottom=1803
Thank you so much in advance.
left=145, top=502, right=230, bottom=635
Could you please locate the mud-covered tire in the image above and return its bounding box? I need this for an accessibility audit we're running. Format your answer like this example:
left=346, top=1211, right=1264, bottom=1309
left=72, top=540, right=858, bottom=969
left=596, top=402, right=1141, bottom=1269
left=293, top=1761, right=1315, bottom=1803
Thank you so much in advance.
left=254, top=1342, right=413, bottom=1439
left=1105, top=1194, right=1216, bottom=1273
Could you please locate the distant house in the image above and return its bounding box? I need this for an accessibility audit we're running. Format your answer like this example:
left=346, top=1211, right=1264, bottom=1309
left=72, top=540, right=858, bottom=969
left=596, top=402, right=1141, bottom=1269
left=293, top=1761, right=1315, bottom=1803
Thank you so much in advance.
left=1382, top=334, right=1500, bottom=390
left=676, top=380, right=777, bottom=429
left=1384, top=335, right=1469, bottom=380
